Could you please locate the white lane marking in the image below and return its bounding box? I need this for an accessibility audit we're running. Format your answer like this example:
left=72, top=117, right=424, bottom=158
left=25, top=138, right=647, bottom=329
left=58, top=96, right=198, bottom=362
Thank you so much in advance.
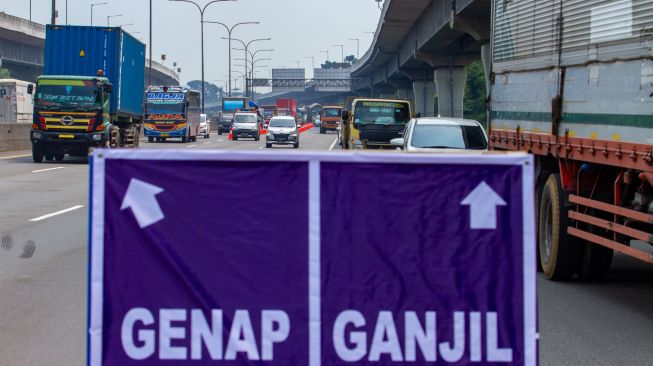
left=217, top=139, right=224, bottom=142
left=203, top=142, right=212, bottom=145
left=32, top=166, right=66, bottom=173
left=328, top=137, right=339, bottom=151
left=258, top=146, right=264, bottom=150
left=29, top=205, right=84, bottom=222
left=185, top=145, right=197, bottom=148
left=0, top=154, right=31, bottom=160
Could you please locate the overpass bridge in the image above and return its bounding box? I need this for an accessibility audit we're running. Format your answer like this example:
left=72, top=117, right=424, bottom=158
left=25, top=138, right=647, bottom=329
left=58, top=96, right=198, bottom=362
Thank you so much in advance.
left=350, top=0, right=490, bottom=117
left=0, top=12, right=179, bottom=86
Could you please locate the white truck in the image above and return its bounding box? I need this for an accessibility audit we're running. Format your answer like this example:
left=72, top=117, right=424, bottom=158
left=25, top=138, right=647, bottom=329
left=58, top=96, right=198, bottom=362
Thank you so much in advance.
left=0, top=79, right=34, bottom=123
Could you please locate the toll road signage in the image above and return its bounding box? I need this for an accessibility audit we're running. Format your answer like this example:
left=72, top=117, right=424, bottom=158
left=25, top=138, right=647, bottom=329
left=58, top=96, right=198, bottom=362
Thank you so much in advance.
left=89, top=150, right=537, bottom=366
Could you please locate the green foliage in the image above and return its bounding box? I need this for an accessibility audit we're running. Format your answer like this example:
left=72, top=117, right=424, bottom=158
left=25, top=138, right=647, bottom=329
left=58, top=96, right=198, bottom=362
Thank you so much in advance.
left=320, top=61, right=339, bottom=69
left=344, top=55, right=357, bottom=64
left=463, top=60, right=487, bottom=125
left=0, top=68, right=11, bottom=79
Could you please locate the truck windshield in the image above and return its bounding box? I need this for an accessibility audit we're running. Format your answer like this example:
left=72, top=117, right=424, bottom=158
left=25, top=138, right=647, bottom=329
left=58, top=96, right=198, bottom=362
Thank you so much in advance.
left=35, top=83, right=99, bottom=108
left=145, top=102, right=185, bottom=114
left=354, top=101, right=410, bottom=125
left=323, top=108, right=341, bottom=117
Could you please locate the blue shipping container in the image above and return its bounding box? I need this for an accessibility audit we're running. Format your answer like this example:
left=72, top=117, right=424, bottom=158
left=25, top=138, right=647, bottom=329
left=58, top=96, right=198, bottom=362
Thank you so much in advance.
left=44, top=25, right=145, bottom=118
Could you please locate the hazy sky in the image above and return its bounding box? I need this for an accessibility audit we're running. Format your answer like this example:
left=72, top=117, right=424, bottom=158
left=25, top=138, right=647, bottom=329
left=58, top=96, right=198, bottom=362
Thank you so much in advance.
left=3, top=0, right=382, bottom=86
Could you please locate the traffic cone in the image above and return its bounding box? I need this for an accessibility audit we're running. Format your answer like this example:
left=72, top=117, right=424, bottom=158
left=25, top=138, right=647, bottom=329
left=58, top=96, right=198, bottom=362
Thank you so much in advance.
left=228, top=127, right=233, bottom=140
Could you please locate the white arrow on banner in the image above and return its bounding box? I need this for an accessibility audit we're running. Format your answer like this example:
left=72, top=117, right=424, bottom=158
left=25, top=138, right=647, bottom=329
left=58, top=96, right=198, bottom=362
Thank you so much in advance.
left=461, top=181, right=507, bottom=230
left=120, top=178, right=165, bottom=229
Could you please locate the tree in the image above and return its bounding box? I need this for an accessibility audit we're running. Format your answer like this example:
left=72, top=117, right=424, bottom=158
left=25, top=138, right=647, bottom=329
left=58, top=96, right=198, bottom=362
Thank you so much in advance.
left=0, top=68, right=11, bottom=79
left=185, top=80, right=223, bottom=105
left=463, top=60, right=487, bottom=125
left=344, top=55, right=357, bottom=64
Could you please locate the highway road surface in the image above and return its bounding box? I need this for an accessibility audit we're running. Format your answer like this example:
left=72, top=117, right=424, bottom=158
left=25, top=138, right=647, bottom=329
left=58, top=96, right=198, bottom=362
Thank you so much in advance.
left=0, top=128, right=651, bottom=365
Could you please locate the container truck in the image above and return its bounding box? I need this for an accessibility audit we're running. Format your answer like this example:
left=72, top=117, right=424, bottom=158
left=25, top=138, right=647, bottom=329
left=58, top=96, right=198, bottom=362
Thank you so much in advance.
left=275, top=98, right=298, bottom=119
left=489, top=1, right=653, bottom=280
left=218, top=97, right=249, bottom=134
left=0, top=79, right=34, bottom=123
left=29, top=25, right=145, bottom=162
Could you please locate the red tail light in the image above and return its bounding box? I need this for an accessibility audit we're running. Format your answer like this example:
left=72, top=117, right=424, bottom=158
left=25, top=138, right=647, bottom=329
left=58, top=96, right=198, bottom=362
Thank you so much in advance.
left=38, top=116, right=46, bottom=130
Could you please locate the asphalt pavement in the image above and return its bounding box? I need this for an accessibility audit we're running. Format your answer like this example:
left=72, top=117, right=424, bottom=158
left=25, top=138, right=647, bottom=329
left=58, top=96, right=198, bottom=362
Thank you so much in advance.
left=0, top=128, right=651, bottom=365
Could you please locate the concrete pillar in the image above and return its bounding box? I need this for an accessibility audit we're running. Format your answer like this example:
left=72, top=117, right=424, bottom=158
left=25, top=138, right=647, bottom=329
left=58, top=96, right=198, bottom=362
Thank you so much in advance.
left=396, top=88, right=413, bottom=100
left=412, top=81, right=436, bottom=117
left=434, top=67, right=467, bottom=118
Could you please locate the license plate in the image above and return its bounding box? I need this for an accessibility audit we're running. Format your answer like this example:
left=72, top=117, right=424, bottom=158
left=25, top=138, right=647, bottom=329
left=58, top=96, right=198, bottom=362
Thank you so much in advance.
left=161, top=133, right=169, bottom=137
left=278, top=138, right=286, bottom=142
left=58, top=134, right=74, bottom=139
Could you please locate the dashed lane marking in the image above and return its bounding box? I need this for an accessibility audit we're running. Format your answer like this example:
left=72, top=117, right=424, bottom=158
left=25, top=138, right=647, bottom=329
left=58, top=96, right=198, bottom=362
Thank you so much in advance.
left=29, top=205, right=84, bottom=222
left=32, top=166, right=66, bottom=173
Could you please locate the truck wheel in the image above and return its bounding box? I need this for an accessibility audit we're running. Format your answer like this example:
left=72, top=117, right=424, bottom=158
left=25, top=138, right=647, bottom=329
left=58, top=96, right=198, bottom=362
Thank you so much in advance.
left=538, top=174, right=582, bottom=280
left=182, top=136, right=188, bottom=143
left=148, top=137, right=154, bottom=143
left=578, top=242, right=613, bottom=281
left=320, top=126, right=325, bottom=134
left=32, top=144, right=44, bottom=163
left=45, top=153, right=54, bottom=161
left=233, top=135, right=238, bottom=141
left=54, top=153, right=65, bottom=162
left=218, top=130, right=223, bottom=136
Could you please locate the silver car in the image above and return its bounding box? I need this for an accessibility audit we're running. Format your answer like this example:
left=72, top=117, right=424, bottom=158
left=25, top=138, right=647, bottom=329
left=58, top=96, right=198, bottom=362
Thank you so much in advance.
left=391, top=117, right=488, bottom=152
left=266, top=116, right=299, bottom=149
left=232, top=112, right=260, bottom=141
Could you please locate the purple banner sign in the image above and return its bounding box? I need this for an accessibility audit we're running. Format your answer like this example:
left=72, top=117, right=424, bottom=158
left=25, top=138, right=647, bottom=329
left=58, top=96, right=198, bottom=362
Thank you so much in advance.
left=90, top=150, right=536, bottom=366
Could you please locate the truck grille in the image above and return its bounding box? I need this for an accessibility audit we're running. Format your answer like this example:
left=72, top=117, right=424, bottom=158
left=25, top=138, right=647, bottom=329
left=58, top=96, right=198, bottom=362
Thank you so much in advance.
left=41, top=112, right=95, bottom=132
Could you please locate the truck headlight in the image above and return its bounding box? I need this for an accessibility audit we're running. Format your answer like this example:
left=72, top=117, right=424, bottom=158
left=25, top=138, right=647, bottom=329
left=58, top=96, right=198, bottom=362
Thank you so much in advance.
left=32, top=132, right=42, bottom=139
left=93, top=134, right=103, bottom=141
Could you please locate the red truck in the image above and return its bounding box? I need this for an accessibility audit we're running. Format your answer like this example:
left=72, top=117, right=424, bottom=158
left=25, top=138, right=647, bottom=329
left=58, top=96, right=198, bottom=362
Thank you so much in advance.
left=276, top=98, right=298, bottom=123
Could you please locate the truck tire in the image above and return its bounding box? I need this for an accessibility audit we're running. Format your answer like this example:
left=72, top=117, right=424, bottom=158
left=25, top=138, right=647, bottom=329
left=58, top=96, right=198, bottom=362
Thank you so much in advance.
left=218, top=129, right=223, bottom=136
left=45, top=153, right=54, bottom=161
left=182, top=135, right=188, bottom=143
left=148, top=136, right=154, bottom=143
left=233, top=135, right=238, bottom=141
left=320, top=126, right=325, bottom=134
left=32, top=144, right=44, bottom=163
left=538, top=174, right=582, bottom=280
left=578, top=242, right=613, bottom=281
left=54, top=153, right=65, bottom=162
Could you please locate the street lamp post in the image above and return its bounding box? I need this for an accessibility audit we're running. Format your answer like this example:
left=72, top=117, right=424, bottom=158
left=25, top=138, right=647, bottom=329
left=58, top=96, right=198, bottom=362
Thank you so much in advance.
left=90, top=2, right=107, bottom=26
left=204, top=21, right=259, bottom=97
left=333, top=44, right=344, bottom=62
left=229, top=37, right=271, bottom=97
left=51, top=0, right=56, bottom=25
left=169, top=0, right=236, bottom=113
left=348, top=38, right=360, bottom=59
left=107, top=14, right=122, bottom=26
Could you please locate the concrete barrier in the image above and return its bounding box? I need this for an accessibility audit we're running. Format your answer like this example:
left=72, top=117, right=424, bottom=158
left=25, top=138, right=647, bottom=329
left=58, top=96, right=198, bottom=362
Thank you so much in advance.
left=0, top=123, right=31, bottom=152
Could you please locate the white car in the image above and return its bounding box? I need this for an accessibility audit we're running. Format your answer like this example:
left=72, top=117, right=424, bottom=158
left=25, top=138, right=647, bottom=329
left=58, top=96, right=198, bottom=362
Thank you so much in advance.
left=266, top=116, right=299, bottom=149
left=391, top=117, right=488, bottom=152
left=199, top=113, right=210, bottom=138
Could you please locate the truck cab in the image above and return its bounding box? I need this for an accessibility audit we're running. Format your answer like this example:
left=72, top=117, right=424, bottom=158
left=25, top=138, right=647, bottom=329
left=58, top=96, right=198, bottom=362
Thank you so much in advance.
left=30, top=75, right=112, bottom=162
left=341, top=98, right=412, bottom=149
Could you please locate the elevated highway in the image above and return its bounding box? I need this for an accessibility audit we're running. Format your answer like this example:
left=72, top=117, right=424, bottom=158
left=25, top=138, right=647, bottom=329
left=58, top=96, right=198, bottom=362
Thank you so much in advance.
left=350, top=0, right=490, bottom=117
left=0, top=12, right=179, bottom=86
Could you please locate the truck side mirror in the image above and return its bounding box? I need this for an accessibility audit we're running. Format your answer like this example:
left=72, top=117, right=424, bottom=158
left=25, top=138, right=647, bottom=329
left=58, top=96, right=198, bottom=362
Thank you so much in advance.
left=27, top=84, right=34, bottom=95
left=341, top=110, right=350, bottom=120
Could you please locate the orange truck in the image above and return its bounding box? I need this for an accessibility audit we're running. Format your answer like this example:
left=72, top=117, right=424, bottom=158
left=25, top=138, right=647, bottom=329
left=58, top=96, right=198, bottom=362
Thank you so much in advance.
left=319, top=105, right=342, bottom=134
